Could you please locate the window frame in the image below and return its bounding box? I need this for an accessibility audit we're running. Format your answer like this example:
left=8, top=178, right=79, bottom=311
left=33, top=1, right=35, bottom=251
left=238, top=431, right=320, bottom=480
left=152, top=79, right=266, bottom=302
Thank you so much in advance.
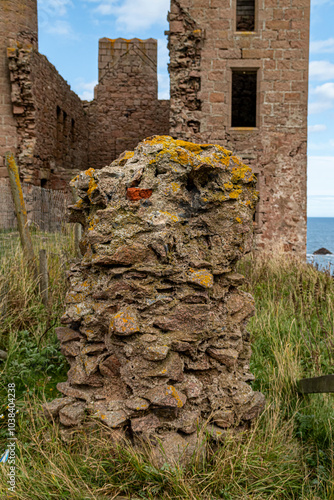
left=234, top=0, right=258, bottom=33
left=227, top=63, right=261, bottom=131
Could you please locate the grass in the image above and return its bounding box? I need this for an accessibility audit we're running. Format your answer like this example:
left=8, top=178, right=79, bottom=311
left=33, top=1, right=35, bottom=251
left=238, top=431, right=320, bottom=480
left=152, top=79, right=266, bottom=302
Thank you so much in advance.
left=0, top=237, right=333, bottom=499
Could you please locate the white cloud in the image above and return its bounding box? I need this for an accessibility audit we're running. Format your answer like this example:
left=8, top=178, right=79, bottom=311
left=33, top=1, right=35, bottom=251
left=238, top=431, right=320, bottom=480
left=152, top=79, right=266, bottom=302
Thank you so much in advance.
left=308, top=100, right=333, bottom=114
left=157, top=37, right=170, bottom=98
left=314, top=82, right=334, bottom=99
left=308, top=156, right=334, bottom=196
left=307, top=195, right=334, bottom=217
left=74, top=79, right=98, bottom=101
left=87, top=0, right=169, bottom=31
left=310, top=38, right=334, bottom=53
left=38, top=0, right=72, bottom=16
left=309, top=81, right=334, bottom=114
left=47, top=20, right=76, bottom=38
left=309, top=60, right=334, bottom=81
left=115, top=0, right=169, bottom=31
left=308, top=124, right=327, bottom=132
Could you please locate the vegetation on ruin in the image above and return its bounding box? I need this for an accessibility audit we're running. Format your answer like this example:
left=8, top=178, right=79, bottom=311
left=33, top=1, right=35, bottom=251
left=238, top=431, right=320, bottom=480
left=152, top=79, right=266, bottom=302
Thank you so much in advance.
left=0, top=235, right=333, bottom=499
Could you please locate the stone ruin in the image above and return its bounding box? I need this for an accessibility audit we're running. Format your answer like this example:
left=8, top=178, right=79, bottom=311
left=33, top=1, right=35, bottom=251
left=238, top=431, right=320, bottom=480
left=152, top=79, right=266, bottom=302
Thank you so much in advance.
left=43, top=135, right=265, bottom=463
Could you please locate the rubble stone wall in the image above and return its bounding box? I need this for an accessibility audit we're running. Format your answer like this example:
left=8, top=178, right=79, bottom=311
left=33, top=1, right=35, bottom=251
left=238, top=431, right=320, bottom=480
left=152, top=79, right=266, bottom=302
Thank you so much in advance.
left=86, top=39, right=170, bottom=170
left=44, top=136, right=265, bottom=463
left=168, top=0, right=309, bottom=254
left=0, top=0, right=37, bottom=179
left=7, top=45, right=89, bottom=190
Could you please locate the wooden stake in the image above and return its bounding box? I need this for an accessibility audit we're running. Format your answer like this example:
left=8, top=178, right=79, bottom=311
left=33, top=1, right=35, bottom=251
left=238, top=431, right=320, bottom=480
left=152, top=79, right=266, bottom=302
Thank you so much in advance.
left=39, top=249, right=48, bottom=307
left=5, top=152, right=38, bottom=279
left=298, top=374, right=334, bottom=394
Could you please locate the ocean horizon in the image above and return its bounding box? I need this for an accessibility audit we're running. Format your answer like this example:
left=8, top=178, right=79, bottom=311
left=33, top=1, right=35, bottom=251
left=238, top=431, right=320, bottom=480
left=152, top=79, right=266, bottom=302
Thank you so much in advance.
left=307, top=217, right=334, bottom=272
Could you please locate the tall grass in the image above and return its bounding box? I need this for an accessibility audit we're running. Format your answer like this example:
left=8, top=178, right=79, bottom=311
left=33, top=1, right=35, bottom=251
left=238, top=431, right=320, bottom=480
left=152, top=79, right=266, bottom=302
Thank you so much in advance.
left=0, top=242, right=333, bottom=499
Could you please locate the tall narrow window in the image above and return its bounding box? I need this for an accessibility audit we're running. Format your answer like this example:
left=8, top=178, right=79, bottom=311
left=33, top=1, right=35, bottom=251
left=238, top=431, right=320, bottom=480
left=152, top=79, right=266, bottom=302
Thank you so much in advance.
left=236, top=0, right=255, bottom=31
left=231, top=70, right=257, bottom=127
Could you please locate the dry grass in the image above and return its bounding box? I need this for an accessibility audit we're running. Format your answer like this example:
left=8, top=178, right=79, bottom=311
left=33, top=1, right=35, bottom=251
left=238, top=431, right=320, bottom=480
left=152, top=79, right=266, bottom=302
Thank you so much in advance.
left=0, top=243, right=333, bottom=499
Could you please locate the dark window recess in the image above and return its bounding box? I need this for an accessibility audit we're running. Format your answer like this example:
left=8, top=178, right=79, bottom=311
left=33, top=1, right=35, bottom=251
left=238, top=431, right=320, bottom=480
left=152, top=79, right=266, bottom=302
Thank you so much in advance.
left=236, top=0, right=255, bottom=31
left=231, top=70, right=257, bottom=127
left=41, top=179, right=48, bottom=188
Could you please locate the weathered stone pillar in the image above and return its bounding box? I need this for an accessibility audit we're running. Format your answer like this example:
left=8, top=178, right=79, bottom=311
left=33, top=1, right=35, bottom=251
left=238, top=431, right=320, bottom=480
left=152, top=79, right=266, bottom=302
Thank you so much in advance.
left=44, top=135, right=265, bottom=463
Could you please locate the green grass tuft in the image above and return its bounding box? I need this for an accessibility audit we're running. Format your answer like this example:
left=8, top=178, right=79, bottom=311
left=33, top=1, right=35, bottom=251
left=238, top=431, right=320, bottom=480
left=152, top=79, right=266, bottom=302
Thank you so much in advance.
left=0, top=241, right=333, bottom=499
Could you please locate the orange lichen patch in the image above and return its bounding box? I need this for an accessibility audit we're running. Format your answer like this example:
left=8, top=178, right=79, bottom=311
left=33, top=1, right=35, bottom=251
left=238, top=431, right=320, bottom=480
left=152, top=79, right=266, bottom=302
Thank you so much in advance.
left=87, top=177, right=97, bottom=197
left=127, top=188, right=152, bottom=201
left=119, top=151, right=135, bottom=166
left=175, top=139, right=203, bottom=153
left=158, top=211, right=179, bottom=222
left=171, top=182, right=181, bottom=192
left=7, top=47, right=17, bottom=57
left=167, top=386, right=184, bottom=408
left=84, top=168, right=95, bottom=177
left=110, top=308, right=139, bottom=335
left=75, top=199, right=83, bottom=208
left=224, top=182, right=233, bottom=191
left=88, top=215, right=99, bottom=231
left=231, top=163, right=254, bottom=183
left=236, top=217, right=242, bottom=223
left=229, top=188, right=243, bottom=199
left=188, top=268, right=214, bottom=288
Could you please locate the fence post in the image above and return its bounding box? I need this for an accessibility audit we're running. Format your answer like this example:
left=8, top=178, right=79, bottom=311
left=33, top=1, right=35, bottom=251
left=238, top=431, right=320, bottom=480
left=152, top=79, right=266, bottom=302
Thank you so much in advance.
left=39, top=249, right=48, bottom=307
left=5, top=152, right=38, bottom=279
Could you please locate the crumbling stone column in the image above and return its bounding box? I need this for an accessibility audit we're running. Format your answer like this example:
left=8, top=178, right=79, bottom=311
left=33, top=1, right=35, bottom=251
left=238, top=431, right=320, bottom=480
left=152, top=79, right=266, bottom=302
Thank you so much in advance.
left=44, top=135, right=265, bottom=463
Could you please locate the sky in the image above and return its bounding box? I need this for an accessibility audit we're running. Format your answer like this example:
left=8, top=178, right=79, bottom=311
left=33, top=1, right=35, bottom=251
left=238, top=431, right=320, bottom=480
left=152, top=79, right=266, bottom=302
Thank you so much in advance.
left=36, top=0, right=334, bottom=217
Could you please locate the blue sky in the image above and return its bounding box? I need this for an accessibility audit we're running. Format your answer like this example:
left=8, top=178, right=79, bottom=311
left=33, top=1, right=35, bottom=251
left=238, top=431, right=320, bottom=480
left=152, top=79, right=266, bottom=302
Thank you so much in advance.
left=37, top=0, right=334, bottom=217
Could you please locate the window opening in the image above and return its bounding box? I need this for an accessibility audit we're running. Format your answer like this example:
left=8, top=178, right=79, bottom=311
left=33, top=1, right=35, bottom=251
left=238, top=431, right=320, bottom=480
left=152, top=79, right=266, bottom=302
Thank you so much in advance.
left=236, top=0, right=255, bottom=31
left=231, top=70, right=257, bottom=127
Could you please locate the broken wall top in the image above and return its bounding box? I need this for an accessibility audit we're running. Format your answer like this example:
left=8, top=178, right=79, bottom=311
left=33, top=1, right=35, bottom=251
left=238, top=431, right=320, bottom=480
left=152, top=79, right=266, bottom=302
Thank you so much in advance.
left=70, top=135, right=258, bottom=272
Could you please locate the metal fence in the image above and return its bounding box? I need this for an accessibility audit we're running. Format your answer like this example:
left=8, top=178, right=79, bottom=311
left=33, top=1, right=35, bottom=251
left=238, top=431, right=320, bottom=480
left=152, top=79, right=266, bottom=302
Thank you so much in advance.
left=0, top=178, right=71, bottom=232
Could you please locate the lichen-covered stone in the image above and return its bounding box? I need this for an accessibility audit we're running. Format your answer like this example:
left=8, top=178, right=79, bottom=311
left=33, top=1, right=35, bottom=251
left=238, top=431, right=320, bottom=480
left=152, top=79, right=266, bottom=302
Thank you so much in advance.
left=48, top=136, right=264, bottom=465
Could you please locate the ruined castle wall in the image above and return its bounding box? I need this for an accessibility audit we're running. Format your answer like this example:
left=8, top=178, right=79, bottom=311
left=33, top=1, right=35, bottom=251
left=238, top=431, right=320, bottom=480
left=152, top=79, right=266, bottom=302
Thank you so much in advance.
left=7, top=46, right=89, bottom=189
left=87, top=39, right=170, bottom=169
left=0, top=0, right=37, bottom=179
left=169, top=0, right=309, bottom=254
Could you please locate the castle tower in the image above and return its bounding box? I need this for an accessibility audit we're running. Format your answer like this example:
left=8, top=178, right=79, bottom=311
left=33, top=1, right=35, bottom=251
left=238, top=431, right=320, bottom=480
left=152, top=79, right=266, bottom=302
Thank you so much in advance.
left=168, top=0, right=310, bottom=254
left=87, top=38, right=169, bottom=168
left=0, top=0, right=38, bottom=178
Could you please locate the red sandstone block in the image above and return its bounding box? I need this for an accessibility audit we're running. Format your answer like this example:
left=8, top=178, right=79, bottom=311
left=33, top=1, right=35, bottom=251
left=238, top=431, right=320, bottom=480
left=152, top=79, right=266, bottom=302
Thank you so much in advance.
left=218, top=48, right=241, bottom=59
left=208, top=71, right=224, bottom=82
left=127, top=188, right=153, bottom=201
left=281, top=70, right=303, bottom=81
left=265, top=92, right=284, bottom=103
left=242, top=49, right=274, bottom=59
left=266, top=20, right=290, bottom=30
left=270, top=40, right=290, bottom=49
left=264, top=60, right=276, bottom=70
left=273, top=81, right=291, bottom=91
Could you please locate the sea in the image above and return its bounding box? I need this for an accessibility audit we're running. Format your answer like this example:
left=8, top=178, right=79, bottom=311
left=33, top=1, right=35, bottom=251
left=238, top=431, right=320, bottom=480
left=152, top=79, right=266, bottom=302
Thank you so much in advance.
left=307, top=218, right=334, bottom=273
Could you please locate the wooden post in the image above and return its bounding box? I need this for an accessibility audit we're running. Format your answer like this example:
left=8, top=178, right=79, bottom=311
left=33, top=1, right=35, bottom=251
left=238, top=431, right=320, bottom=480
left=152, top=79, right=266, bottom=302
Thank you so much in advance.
left=298, top=375, right=334, bottom=394
left=5, top=152, right=38, bottom=279
left=39, top=249, right=48, bottom=307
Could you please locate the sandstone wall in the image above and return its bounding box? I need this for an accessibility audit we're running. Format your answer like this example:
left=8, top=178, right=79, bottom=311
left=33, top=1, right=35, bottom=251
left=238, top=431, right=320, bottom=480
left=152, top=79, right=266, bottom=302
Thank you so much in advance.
left=87, top=39, right=170, bottom=170
left=0, top=0, right=37, bottom=179
left=168, top=0, right=309, bottom=254
left=44, top=136, right=264, bottom=463
left=7, top=45, right=89, bottom=189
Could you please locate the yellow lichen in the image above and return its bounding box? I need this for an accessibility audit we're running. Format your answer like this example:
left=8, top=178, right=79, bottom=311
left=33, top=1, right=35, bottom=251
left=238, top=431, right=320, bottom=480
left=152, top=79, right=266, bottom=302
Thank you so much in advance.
left=189, top=268, right=214, bottom=288
left=158, top=211, right=179, bottom=222
left=167, top=386, right=184, bottom=408
left=229, top=189, right=243, bottom=199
